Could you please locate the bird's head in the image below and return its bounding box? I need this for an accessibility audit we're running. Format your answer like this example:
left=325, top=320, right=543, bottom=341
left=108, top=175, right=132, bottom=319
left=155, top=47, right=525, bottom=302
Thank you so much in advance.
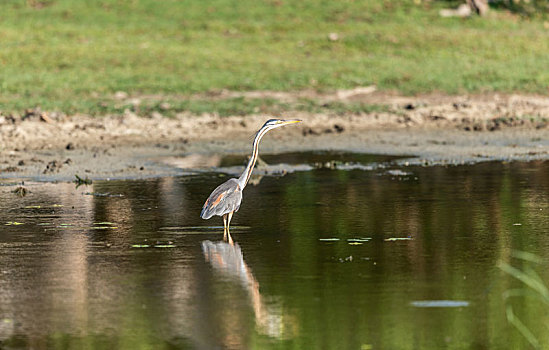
left=262, top=118, right=302, bottom=130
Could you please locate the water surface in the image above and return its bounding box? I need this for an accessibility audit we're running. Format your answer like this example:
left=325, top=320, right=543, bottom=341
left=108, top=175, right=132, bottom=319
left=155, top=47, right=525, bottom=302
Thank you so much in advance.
left=0, top=156, right=548, bottom=349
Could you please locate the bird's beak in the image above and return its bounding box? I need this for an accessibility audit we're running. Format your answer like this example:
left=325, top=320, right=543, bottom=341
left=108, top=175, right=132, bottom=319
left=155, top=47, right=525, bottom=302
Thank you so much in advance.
left=282, top=119, right=302, bottom=125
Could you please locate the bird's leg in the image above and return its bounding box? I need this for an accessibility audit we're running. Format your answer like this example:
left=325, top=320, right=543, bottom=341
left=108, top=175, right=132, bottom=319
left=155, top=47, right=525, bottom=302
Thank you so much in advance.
left=227, top=211, right=234, bottom=233
left=227, top=211, right=234, bottom=246
left=222, top=214, right=228, bottom=241
left=226, top=231, right=234, bottom=246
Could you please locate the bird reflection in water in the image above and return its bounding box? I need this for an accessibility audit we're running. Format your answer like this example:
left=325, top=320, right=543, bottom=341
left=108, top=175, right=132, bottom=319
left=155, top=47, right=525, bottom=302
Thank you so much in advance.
left=202, top=233, right=297, bottom=340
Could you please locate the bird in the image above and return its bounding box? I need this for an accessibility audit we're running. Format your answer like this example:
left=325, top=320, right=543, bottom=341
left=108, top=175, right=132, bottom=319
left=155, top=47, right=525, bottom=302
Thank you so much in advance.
left=201, top=118, right=301, bottom=241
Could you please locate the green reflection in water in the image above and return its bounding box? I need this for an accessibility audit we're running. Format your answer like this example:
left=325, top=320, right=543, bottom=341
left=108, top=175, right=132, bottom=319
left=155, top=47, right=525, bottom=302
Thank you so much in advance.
left=0, top=159, right=547, bottom=349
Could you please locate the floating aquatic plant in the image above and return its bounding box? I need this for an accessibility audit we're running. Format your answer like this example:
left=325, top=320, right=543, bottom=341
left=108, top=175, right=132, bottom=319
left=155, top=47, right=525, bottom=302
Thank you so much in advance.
left=74, top=174, right=92, bottom=187
left=410, top=300, right=470, bottom=308
left=24, top=204, right=64, bottom=209
left=384, top=237, right=413, bottom=242
left=347, top=238, right=371, bottom=242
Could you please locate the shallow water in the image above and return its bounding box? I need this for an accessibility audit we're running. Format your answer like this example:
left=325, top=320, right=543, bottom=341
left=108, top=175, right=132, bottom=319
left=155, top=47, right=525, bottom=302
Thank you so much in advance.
left=0, top=155, right=548, bottom=349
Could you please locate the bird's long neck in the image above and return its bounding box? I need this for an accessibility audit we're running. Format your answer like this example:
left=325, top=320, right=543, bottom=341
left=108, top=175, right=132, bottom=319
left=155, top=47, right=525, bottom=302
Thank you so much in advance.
left=238, top=126, right=270, bottom=190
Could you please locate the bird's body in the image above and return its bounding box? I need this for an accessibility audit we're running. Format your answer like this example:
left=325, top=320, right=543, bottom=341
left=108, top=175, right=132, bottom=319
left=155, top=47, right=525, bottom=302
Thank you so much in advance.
left=200, top=178, right=242, bottom=220
left=201, top=118, right=301, bottom=241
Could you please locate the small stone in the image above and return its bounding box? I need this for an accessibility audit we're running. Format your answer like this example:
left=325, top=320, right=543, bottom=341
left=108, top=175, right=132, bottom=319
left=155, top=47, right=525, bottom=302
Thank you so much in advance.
left=333, top=124, right=345, bottom=133
left=43, top=160, right=61, bottom=174
left=302, top=128, right=319, bottom=136
left=40, top=113, right=54, bottom=123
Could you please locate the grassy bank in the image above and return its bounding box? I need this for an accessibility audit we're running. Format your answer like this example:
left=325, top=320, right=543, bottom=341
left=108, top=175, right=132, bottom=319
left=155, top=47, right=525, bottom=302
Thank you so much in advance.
left=0, top=0, right=548, bottom=116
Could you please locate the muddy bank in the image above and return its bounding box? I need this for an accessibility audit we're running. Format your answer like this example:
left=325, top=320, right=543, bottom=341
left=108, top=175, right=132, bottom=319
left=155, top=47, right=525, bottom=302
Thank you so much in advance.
left=0, top=93, right=547, bottom=181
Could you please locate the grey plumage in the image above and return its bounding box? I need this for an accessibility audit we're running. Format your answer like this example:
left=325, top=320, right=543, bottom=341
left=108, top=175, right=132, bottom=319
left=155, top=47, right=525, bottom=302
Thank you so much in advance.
left=200, top=178, right=242, bottom=220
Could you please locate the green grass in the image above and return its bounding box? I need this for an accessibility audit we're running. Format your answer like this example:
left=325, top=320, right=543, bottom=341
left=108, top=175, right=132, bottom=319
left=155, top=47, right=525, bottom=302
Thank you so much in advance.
left=82, top=97, right=391, bottom=118
left=499, top=251, right=549, bottom=349
left=1, top=0, right=548, bottom=116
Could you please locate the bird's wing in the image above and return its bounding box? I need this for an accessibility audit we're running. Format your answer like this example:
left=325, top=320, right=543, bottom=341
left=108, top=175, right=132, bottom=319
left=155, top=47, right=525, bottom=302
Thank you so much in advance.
left=201, top=178, right=243, bottom=219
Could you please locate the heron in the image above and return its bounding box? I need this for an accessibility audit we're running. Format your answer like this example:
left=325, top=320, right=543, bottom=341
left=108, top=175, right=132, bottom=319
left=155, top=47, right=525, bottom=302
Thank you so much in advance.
left=200, top=118, right=301, bottom=241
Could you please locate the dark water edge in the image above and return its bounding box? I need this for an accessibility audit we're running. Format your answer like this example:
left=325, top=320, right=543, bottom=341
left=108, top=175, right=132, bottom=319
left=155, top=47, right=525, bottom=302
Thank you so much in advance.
left=0, top=156, right=548, bottom=350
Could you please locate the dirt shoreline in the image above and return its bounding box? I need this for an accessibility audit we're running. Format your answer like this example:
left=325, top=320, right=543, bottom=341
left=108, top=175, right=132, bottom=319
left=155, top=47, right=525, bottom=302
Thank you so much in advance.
left=0, top=92, right=547, bottom=182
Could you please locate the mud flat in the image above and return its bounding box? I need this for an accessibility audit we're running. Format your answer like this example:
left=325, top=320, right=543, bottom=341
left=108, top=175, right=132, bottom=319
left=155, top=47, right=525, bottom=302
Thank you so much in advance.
left=0, top=93, right=547, bottom=181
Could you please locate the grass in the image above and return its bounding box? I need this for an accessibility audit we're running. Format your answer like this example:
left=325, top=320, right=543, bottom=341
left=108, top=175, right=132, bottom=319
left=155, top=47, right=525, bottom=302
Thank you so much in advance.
left=82, top=96, right=392, bottom=118
left=0, top=0, right=548, bottom=116
left=499, top=251, right=549, bottom=349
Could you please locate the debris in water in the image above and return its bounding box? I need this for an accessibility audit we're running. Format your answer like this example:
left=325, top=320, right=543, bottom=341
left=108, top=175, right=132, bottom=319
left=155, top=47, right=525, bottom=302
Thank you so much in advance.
left=319, top=238, right=340, bottom=241
left=313, top=160, right=342, bottom=170
left=348, top=242, right=363, bottom=246
left=513, top=223, right=522, bottom=226
left=342, top=256, right=353, bottom=262
left=386, top=169, right=412, bottom=176
left=12, top=186, right=28, bottom=197
left=334, top=256, right=354, bottom=263
left=84, top=192, right=124, bottom=197
left=131, top=244, right=150, bottom=248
